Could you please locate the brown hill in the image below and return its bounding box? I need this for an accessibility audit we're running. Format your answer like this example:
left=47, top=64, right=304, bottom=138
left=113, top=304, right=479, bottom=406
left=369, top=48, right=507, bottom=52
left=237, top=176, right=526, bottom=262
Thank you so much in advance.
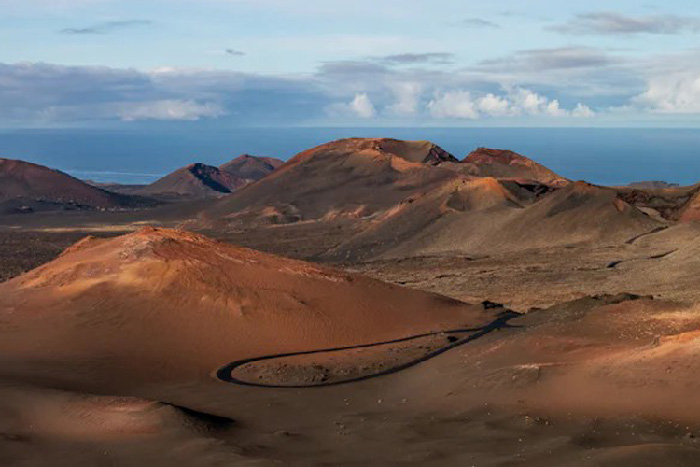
left=462, top=148, right=569, bottom=187
left=193, top=139, right=665, bottom=261
left=3, top=231, right=700, bottom=465
left=135, top=162, right=243, bottom=198
left=371, top=138, right=458, bottom=164
left=0, top=227, right=504, bottom=464
left=325, top=180, right=661, bottom=261
left=496, top=181, right=661, bottom=248
left=132, top=155, right=284, bottom=199
left=0, top=158, right=152, bottom=214
left=603, top=221, right=700, bottom=302
left=200, top=138, right=461, bottom=226
left=616, top=184, right=699, bottom=222
left=0, top=228, right=490, bottom=388
left=219, top=154, right=284, bottom=180
left=447, top=293, right=700, bottom=426
left=676, top=189, right=700, bottom=222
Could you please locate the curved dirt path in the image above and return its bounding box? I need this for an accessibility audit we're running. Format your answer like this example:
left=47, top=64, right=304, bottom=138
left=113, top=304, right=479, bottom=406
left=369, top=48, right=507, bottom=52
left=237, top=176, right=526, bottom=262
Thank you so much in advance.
left=216, top=312, right=520, bottom=389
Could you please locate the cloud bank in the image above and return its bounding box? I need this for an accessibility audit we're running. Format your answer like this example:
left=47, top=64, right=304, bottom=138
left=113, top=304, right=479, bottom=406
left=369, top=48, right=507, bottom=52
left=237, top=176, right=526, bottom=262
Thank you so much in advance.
left=427, top=88, right=594, bottom=120
left=61, top=19, right=152, bottom=35
left=551, top=12, right=700, bottom=36
left=1, top=45, right=699, bottom=126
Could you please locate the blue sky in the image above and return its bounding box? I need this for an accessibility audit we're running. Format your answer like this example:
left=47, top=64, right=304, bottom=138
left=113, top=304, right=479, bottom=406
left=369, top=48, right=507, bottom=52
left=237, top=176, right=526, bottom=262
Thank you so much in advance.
left=2, top=0, right=700, bottom=127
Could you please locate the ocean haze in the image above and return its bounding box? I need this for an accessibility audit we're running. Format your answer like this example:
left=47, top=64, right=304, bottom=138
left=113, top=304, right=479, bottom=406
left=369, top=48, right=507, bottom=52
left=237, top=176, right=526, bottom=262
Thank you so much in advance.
left=0, top=127, right=697, bottom=186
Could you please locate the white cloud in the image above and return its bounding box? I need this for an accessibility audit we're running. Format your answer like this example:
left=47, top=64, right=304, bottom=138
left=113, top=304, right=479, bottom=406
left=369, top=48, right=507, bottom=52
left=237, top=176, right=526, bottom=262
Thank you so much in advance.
left=545, top=100, right=567, bottom=117
left=508, top=88, right=565, bottom=117
left=117, top=100, right=225, bottom=121
left=428, top=91, right=480, bottom=119
left=0, top=62, right=326, bottom=125
left=572, top=103, right=596, bottom=118
left=635, top=72, right=700, bottom=114
left=428, top=87, right=594, bottom=120
left=327, top=93, right=376, bottom=119
left=476, top=93, right=515, bottom=117
left=349, top=93, right=376, bottom=118
left=386, top=82, right=422, bottom=116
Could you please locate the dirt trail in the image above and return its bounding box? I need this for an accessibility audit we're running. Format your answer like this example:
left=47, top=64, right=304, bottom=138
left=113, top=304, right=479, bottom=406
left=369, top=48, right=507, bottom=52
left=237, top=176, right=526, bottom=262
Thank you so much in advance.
left=217, top=312, right=519, bottom=388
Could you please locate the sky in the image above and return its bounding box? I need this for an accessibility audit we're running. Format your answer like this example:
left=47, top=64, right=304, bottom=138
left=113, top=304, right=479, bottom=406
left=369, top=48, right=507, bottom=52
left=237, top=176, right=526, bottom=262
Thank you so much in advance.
left=2, top=0, right=700, bottom=128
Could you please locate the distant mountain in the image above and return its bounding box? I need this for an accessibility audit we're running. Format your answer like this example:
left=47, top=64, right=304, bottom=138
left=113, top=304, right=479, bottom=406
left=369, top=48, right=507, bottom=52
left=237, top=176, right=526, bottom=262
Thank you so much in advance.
left=199, top=138, right=461, bottom=225
left=193, top=138, right=661, bottom=261
left=628, top=181, right=680, bottom=190
left=128, top=155, right=284, bottom=199
left=84, top=180, right=148, bottom=194
left=220, top=155, right=284, bottom=181
left=0, top=158, right=154, bottom=214
left=135, top=163, right=242, bottom=198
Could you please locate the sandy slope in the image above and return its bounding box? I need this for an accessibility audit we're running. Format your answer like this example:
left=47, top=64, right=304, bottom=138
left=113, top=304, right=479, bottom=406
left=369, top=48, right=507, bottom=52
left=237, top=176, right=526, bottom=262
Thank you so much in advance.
left=194, top=139, right=662, bottom=262
left=0, top=227, right=490, bottom=390
left=3, top=231, right=700, bottom=466
left=324, top=180, right=660, bottom=261
left=0, top=228, right=500, bottom=466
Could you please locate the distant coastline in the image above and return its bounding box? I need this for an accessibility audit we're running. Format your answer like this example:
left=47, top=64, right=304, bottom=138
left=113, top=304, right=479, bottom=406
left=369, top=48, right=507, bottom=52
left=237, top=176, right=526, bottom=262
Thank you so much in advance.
left=0, top=127, right=698, bottom=186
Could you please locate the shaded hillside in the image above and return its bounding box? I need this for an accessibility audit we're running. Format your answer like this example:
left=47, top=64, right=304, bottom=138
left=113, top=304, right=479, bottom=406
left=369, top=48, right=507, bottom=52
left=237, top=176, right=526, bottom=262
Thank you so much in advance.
left=325, top=180, right=660, bottom=261
left=127, top=155, right=284, bottom=199
left=136, top=163, right=243, bottom=198
left=616, top=184, right=700, bottom=222
left=0, top=158, right=154, bottom=214
left=220, top=154, right=284, bottom=180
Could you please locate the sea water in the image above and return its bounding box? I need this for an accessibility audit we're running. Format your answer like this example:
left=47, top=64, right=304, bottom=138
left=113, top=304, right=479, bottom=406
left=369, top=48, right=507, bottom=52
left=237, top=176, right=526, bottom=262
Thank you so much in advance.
left=0, top=127, right=697, bottom=186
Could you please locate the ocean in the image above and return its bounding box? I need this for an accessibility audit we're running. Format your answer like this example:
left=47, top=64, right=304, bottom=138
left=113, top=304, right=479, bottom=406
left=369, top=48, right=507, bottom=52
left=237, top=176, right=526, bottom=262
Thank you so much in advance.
left=0, top=127, right=698, bottom=186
